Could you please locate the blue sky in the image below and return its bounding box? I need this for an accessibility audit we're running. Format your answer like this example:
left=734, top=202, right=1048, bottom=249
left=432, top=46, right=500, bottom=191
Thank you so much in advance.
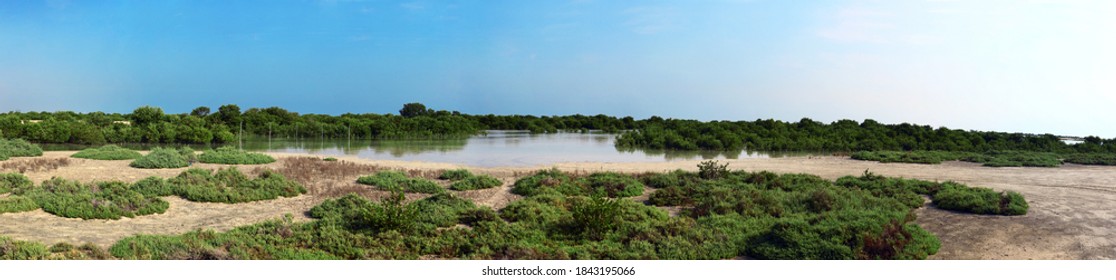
left=1, top=0, right=1114, bottom=137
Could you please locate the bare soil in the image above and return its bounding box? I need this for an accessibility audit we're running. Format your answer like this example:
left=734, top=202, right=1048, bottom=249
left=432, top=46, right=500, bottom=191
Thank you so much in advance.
left=2, top=151, right=1114, bottom=260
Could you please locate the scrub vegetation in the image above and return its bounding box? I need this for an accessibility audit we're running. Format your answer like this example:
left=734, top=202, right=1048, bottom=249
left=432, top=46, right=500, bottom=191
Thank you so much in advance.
left=0, top=167, right=304, bottom=219
left=439, top=169, right=502, bottom=191
left=0, top=161, right=1029, bottom=260
left=0, top=139, right=43, bottom=160
left=129, top=147, right=196, bottom=169
left=197, top=146, right=276, bottom=165
left=357, top=171, right=443, bottom=194
left=71, top=145, right=143, bottom=160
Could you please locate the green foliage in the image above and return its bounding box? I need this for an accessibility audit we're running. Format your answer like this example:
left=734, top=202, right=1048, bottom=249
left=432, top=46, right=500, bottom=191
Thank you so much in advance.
left=933, top=186, right=1028, bottom=215
left=169, top=167, right=306, bottom=203
left=697, top=160, right=729, bottom=179
left=0, top=236, right=50, bottom=260
left=438, top=169, right=473, bottom=180
left=89, top=169, right=1035, bottom=260
left=0, top=195, right=39, bottom=213
left=130, top=147, right=190, bottom=169
left=130, top=176, right=176, bottom=197
left=852, top=150, right=1063, bottom=168
left=1064, top=153, right=1116, bottom=165
left=356, top=171, right=443, bottom=194
left=448, top=175, right=502, bottom=191
left=197, top=146, right=276, bottom=165
left=512, top=169, right=643, bottom=198
left=323, top=157, right=338, bottom=162
left=27, top=178, right=169, bottom=220
left=71, top=145, right=143, bottom=160
left=0, top=173, right=32, bottom=194
left=0, top=138, right=43, bottom=160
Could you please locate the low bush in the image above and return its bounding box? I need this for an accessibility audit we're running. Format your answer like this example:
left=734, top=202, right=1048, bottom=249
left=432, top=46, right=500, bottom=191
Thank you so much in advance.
left=448, top=175, right=502, bottom=191
left=130, top=176, right=176, bottom=197
left=0, top=173, right=33, bottom=194
left=357, top=171, right=442, bottom=194
left=932, top=186, right=1028, bottom=215
left=197, top=147, right=276, bottom=165
left=0, top=139, right=43, bottom=160
left=438, top=169, right=473, bottom=181
left=130, top=147, right=191, bottom=169
left=169, top=168, right=306, bottom=203
left=71, top=145, right=142, bottom=160
left=1064, top=153, right=1116, bottom=166
left=851, top=150, right=1062, bottom=168
left=27, top=178, right=169, bottom=220
left=323, top=157, right=338, bottom=162
left=80, top=167, right=1032, bottom=260
left=0, top=195, right=39, bottom=214
left=512, top=169, right=643, bottom=198
left=0, top=235, right=50, bottom=260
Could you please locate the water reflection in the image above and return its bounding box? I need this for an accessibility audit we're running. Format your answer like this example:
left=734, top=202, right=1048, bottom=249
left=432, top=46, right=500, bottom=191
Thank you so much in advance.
left=41, top=130, right=820, bottom=167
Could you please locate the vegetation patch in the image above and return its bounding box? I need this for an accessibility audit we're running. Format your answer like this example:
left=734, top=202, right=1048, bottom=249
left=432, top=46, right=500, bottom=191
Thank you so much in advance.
left=25, top=178, right=169, bottom=220
left=851, top=150, right=1063, bottom=168
left=437, top=169, right=502, bottom=191
left=1064, top=153, right=1116, bottom=166
left=0, top=173, right=33, bottom=194
left=438, top=169, right=473, bottom=181
left=198, top=147, right=276, bottom=165
left=0, top=195, right=39, bottom=214
left=323, top=157, right=338, bottom=162
left=512, top=169, right=644, bottom=198
left=71, top=145, right=143, bottom=160
left=448, top=175, right=502, bottom=191
left=168, top=168, right=306, bottom=203
left=0, top=139, right=44, bottom=160
left=357, top=171, right=443, bottom=194
left=130, top=147, right=195, bottom=169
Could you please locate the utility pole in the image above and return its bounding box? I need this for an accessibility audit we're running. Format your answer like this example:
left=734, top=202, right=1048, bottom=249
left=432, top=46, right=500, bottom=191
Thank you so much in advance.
left=239, top=121, right=243, bottom=150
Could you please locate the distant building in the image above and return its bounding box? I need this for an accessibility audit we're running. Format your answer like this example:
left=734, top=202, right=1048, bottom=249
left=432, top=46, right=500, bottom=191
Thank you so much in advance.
left=112, top=120, right=132, bottom=125
left=19, top=120, right=42, bottom=124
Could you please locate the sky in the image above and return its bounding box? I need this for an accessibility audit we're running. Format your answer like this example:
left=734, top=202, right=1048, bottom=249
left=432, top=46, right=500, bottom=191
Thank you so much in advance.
left=1, top=0, right=1114, bottom=137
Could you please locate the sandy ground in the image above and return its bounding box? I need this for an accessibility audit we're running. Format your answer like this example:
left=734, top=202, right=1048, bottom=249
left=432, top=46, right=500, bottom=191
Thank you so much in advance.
left=2, top=151, right=1115, bottom=259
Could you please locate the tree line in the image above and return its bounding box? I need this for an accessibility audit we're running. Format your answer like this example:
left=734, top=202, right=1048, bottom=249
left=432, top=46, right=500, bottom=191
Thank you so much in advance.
left=2, top=103, right=1114, bottom=156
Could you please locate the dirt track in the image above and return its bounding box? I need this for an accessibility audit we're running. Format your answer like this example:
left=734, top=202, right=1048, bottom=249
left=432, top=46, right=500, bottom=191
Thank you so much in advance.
left=2, top=151, right=1114, bottom=259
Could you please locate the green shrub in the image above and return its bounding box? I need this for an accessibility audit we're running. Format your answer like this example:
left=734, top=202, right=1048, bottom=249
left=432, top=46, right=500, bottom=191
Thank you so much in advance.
left=93, top=169, right=962, bottom=260
left=933, top=186, right=1028, bottom=215
left=130, top=147, right=190, bottom=169
left=169, top=168, right=306, bottom=203
left=323, top=157, right=338, bottom=162
left=0, top=236, right=50, bottom=260
left=1064, top=153, right=1116, bottom=166
left=0, top=195, right=39, bottom=214
left=641, top=170, right=700, bottom=189
left=0, top=139, right=43, bottom=160
left=512, top=169, right=642, bottom=198
left=130, top=176, right=176, bottom=197
left=448, top=175, right=502, bottom=191
left=697, top=160, right=729, bottom=179
left=583, top=172, right=644, bottom=197
left=27, top=178, right=169, bottom=220
left=197, top=147, right=276, bottom=165
left=439, top=169, right=473, bottom=181
left=0, top=173, right=33, bottom=194
left=71, top=145, right=143, bottom=160
left=357, top=171, right=443, bottom=194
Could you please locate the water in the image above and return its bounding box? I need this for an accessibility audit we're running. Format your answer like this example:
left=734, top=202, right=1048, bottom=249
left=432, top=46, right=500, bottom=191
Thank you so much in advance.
left=43, top=131, right=815, bottom=167
left=237, top=131, right=801, bottom=167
